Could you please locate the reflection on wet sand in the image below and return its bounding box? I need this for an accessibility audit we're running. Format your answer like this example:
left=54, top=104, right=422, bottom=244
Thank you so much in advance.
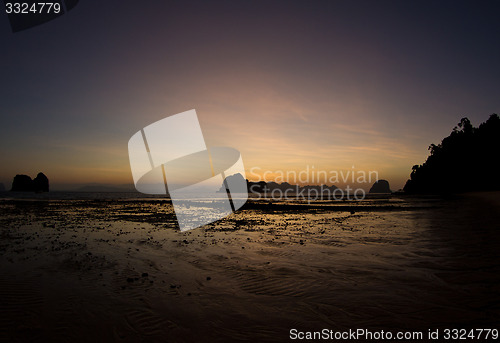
left=0, top=193, right=499, bottom=342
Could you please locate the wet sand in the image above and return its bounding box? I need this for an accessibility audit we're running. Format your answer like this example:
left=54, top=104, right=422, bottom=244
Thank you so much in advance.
left=0, top=193, right=499, bottom=342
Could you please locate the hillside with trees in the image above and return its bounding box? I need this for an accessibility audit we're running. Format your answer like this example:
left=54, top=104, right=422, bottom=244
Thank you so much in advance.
left=404, top=114, right=500, bottom=194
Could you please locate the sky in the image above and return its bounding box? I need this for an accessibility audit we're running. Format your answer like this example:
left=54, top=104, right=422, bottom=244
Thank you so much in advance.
left=1, top=0, right=500, bottom=191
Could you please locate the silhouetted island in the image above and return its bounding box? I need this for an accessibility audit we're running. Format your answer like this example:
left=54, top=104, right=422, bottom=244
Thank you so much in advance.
left=404, top=114, right=500, bottom=194
left=75, top=184, right=136, bottom=192
left=33, top=173, right=49, bottom=192
left=218, top=173, right=247, bottom=193
left=369, top=180, right=392, bottom=194
left=219, top=174, right=339, bottom=195
left=11, top=172, right=49, bottom=192
left=11, top=175, right=34, bottom=191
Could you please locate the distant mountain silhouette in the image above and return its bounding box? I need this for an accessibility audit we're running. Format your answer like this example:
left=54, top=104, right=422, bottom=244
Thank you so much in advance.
left=369, top=180, right=391, bottom=194
left=75, top=184, right=137, bottom=192
left=0, top=183, right=5, bottom=192
left=244, top=180, right=338, bottom=195
left=404, top=114, right=500, bottom=194
left=219, top=175, right=340, bottom=195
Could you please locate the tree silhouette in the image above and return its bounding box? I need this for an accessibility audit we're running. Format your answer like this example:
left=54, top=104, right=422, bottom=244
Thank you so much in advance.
left=404, top=114, right=500, bottom=194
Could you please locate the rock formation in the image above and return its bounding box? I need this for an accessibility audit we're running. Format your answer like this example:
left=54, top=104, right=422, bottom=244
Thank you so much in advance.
left=219, top=173, right=247, bottom=193
left=10, top=173, right=49, bottom=192
left=33, top=172, right=49, bottom=192
left=11, top=174, right=34, bottom=191
left=369, top=180, right=391, bottom=194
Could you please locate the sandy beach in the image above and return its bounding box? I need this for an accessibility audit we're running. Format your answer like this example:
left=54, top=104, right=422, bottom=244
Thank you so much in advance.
left=0, top=193, right=499, bottom=342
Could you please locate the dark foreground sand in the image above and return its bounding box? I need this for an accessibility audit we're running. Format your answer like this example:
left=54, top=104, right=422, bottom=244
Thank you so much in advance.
left=0, top=193, right=499, bottom=342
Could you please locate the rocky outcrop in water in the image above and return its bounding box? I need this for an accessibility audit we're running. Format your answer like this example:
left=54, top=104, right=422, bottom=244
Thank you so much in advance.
left=369, top=180, right=391, bottom=194
left=11, top=175, right=34, bottom=191
left=33, top=172, right=49, bottom=192
left=218, top=173, right=247, bottom=192
left=11, top=173, right=49, bottom=192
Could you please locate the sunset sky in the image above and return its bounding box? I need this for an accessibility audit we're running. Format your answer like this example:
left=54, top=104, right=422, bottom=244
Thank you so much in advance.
left=1, top=1, right=500, bottom=191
